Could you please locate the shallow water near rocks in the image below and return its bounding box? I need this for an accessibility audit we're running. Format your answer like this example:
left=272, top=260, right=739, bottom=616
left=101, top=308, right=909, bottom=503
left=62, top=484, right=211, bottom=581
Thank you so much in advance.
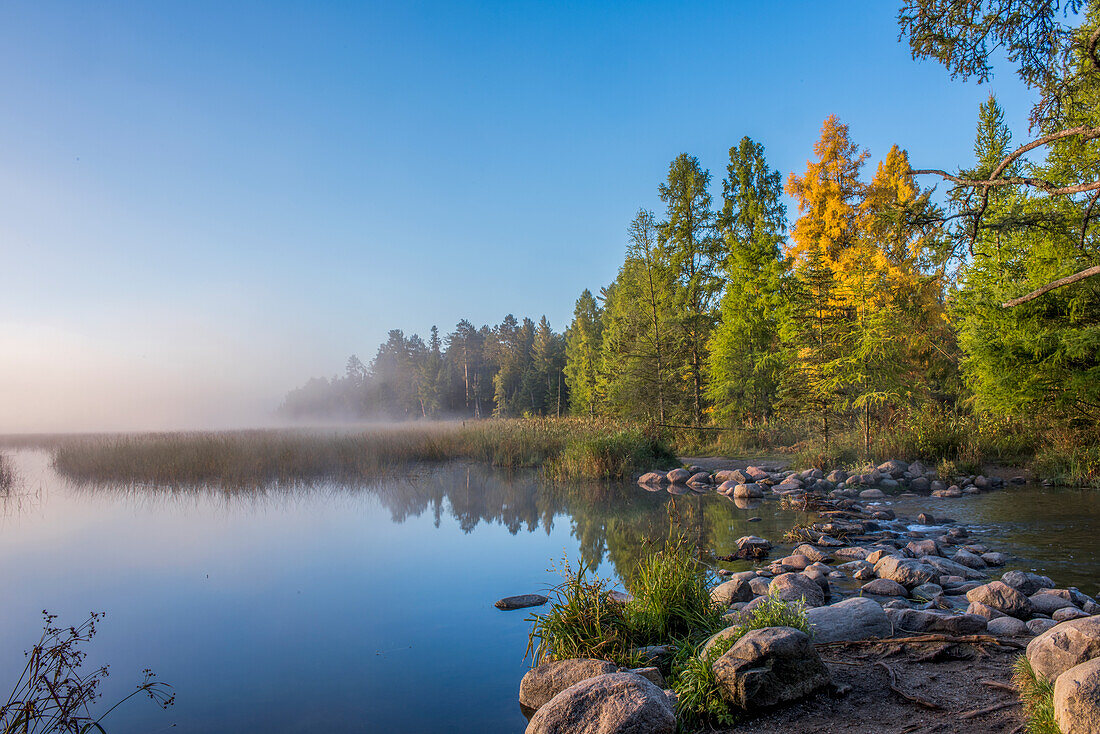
left=0, top=450, right=1097, bottom=733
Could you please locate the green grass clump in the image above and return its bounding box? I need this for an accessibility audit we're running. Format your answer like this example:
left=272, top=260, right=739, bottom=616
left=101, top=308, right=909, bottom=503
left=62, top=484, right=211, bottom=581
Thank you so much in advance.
left=670, top=589, right=811, bottom=730
left=526, top=559, right=639, bottom=667
left=1012, top=655, right=1061, bottom=734
left=545, top=429, right=677, bottom=481
left=626, top=540, right=725, bottom=644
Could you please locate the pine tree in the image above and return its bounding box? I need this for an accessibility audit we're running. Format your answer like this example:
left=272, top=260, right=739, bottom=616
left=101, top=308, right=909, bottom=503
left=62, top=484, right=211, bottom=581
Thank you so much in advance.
left=706, top=137, right=788, bottom=424
left=658, top=154, right=720, bottom=425
left=564, top=290, right=603, bottom=416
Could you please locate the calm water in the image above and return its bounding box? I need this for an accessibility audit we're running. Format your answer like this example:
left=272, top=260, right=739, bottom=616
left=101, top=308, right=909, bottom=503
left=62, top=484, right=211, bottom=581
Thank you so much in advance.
left=1, top=450, right=1098, bottom=733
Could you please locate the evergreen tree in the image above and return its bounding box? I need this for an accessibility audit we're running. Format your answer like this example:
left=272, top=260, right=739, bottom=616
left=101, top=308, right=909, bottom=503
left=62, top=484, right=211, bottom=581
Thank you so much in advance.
left=564, top=290, right=603, bottom=416
left=658, top=154, right=720, bottom=424
left=706, top=137, right=788, bottom=424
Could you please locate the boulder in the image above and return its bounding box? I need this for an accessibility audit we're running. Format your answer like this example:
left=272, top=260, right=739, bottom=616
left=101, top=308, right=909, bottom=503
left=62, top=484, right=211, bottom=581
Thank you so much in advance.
left=1028, top=619, right=1059, bottom=636
left=769, top=572, right=825, bottom=607
left=777, top=554, right=813, bottom=571
left=1054, top=657, right=1100, bottom=734
left=905, top=539, right=940, bottom=557
left=885, top=608, right=988, bottom=635
left=637, top=472, right=666, bottom=486
left=967, top=601, right=1006, bottom=621
left=982, top=552, right=1009, bottom=566
left=687, top=472, right=713, bottom=486
left=924, top=555, right=988, bottom=581
left=874, top=556, right=938, bottom=589
left=666, top=468, right=692, bottom=484
left=877, top=459, right=908, bottom=476
left=1054, top=607, right=1091, bottom=622
left=1029, top=592, right=1078, bottom=617
left=733, top=483, right=764, bottom=499
left=1027, top=616, right=1100, bottom=681
left=966, top=581, right=1034, bottom=619
left=716, top=469, right=751, bottom=484
left=860, top=488, right=885, bottom=499
left=834, top=546, right=869, bottom=561
left=749, top=576, right=772, bottom=596
left=806, top=597, right=892, bottom=643
left=1001, top=570, right=1055, bottom=596
left=496, top=594, right=549, bottom=610
left=627, top=667, right=665, bottom=689
left=861, top=578, right=908, bottom=597
left=987, top=616, right=1029, bottom=637
left=745, top=466, right=769, bottom=482
left=519, top=658, right=619, bottom=711
left=911, top=583, right=944, bottom=600
left=711, top=572, right=758, bottom=606
left=793, top=544, right=833, bottom=564
left=712, top=627, right=831, bottom=710
left=525, top=672, right=675, bottom=734
left=951, top=548, right=987, bottom=569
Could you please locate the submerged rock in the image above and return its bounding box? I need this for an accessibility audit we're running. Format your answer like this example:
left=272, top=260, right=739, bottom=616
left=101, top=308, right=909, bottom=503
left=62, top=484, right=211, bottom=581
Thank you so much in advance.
left=496, top=594, right=549, bottom=611
left=712, top=627, right=831, bottom=710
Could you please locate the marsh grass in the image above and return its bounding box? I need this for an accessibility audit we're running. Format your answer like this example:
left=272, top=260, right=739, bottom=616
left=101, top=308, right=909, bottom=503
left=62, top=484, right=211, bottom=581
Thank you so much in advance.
left=670, top=588, right=810, bottom=730
left=49, top=418, right=673, bottom=488
left=1012, top=655, right=1060, bottom=734
left=0, top=455, right=15, bottom=493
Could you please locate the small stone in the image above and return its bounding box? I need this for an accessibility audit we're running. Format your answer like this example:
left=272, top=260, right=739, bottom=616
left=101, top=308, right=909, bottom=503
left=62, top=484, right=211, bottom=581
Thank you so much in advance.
left=987, top=616, right=1029, bottom=637
left=862, top=578, right=908, bottom=597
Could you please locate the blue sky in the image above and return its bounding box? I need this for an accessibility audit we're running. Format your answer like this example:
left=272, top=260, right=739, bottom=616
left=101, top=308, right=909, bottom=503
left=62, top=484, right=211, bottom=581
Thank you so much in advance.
left=0, top=1, right=1034, bottom=431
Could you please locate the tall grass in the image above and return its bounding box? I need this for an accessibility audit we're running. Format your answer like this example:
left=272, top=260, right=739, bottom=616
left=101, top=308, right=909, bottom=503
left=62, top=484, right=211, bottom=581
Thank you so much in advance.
left=0, top=455, right=15, bottom=493
left=627, top=539, right=725, bottom=644
left=49, top=419, right=674, bottom=488
left=1012, top=655, right=1060, bottom=734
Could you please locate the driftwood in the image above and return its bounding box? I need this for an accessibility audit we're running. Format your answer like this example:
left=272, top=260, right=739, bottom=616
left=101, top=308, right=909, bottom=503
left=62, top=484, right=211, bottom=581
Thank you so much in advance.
left=815, top=634, right=1025, bottom=651
left=980, top=679, right=1019, bottom=693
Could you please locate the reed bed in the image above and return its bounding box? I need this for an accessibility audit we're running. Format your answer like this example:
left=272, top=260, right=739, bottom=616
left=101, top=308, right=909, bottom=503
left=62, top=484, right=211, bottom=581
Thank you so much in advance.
left=49, top=418, right=674, bottom=488
left=0, top=455, right=14, bottom=492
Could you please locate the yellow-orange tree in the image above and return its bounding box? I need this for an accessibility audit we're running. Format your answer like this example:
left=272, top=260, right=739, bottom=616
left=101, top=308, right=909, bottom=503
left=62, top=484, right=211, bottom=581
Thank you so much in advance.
left=783, top=116, right=953, bottom=456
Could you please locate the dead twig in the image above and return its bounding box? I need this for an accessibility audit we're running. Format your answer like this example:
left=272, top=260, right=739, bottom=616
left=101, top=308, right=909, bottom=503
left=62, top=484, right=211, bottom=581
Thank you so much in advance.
left=980, top=679, right=1018, bottom=693
left=960, top=700, right=1020, bottom=719
left=876, top=660, right=944, bottom=710
left=816, top=634, right=1025, bottom=650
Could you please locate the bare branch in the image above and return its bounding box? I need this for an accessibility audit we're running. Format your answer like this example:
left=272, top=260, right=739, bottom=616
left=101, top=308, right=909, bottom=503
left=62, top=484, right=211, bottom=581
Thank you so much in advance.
left=1001, top=264, right=1100, bottom=307
left=911, top=168, right=1100, bottom=195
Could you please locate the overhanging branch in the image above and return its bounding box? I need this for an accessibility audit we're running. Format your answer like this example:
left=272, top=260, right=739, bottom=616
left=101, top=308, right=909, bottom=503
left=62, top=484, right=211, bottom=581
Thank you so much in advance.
left=1001, top=264, right=1100, bottom=307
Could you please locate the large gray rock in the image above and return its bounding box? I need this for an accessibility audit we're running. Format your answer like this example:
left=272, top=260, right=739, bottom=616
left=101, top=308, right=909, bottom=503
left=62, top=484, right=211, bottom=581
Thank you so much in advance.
left=712, top=627, right=831, bottom=710
left=885, top=608, right=988, bottom=635
left=637, top=472, right=666, bottom=486
left=716, top=469, right=750, bottom=484
left=986, top=616, right=1029, bottom=637
left=793, top=544, right=833, bottom=564
left=806, top=597, right=892, bottom=643
left=1054, top=656, right=1100, bottom=734
left=525, top=672, right=675, bottom=734
left=861, top=578, right=908, bottom=597
left=711, top=572, right=758, bottom=606
left=951, top=548, right=987, bottom=569
left=924, top=555, right=989, bottom=581
left=1028, top=618, right=1059, bottom=636
left=1027, top=616, right=1100, bottom=681
left=733, top=483, right=764, bottom=499
left=1001, top=570, right=1055, bottom=596
left=519, top=658, right=619, bottom=711
left=666, top=468, right=692, bottom=484
left=1029, top=591, right=1078, bottom=617
left=769, top=572, right=825, bottom=607
left=966, top=581, right=1034, bottom=619
left=874, top=556, right=937, bottom=589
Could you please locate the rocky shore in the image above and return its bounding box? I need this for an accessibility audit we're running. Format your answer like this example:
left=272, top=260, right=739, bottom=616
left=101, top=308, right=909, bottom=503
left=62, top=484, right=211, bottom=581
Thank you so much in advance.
left=515, top=459, right=1100, bottom=733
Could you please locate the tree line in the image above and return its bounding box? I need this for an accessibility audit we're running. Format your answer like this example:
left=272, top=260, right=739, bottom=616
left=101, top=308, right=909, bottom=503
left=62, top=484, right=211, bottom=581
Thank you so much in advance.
left=279, top=316, right=567, bottom=420
left=284, top=3, right=1098, bottom=445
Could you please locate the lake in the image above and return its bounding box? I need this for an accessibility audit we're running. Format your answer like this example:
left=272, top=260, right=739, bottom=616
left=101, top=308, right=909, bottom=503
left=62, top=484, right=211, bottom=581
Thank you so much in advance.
left=1, top=450, right=1098, bottom=732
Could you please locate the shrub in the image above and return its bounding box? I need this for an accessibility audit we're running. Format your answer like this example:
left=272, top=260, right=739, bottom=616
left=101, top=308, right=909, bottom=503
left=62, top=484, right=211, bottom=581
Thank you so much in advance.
left=545, top=429, right=676, bottom=481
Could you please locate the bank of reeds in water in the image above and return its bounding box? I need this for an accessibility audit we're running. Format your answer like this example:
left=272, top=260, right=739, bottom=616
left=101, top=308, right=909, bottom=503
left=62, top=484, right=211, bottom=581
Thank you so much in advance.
left=0, top=455, right=15, bottom=492
left=48, top=418, right=675, bottom=488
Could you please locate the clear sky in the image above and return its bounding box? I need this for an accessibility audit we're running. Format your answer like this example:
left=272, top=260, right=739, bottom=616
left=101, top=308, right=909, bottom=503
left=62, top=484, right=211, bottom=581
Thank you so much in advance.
left=0, top=1, right=1034, bottom=432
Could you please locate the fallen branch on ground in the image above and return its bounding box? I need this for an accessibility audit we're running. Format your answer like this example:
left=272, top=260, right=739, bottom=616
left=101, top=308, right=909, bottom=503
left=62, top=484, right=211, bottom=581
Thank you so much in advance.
left=876, top=661, right=943, bottom=710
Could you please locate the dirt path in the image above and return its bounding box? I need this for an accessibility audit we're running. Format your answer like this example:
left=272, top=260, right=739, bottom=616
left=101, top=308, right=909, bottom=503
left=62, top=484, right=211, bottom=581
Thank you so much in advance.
left=678, top=456, right=790, bottom=472
left=725, top=641, right=1023, bottom=733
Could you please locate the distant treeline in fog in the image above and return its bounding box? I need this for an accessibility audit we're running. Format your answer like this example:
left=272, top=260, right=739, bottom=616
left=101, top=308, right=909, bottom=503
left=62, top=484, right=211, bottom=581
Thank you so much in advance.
left=279, top=316, right=567, bottom=420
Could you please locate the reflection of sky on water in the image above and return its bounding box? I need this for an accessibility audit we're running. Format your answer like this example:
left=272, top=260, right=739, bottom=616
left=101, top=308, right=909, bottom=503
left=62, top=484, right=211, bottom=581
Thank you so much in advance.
left=0, top=450, right=1097, bottom=732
